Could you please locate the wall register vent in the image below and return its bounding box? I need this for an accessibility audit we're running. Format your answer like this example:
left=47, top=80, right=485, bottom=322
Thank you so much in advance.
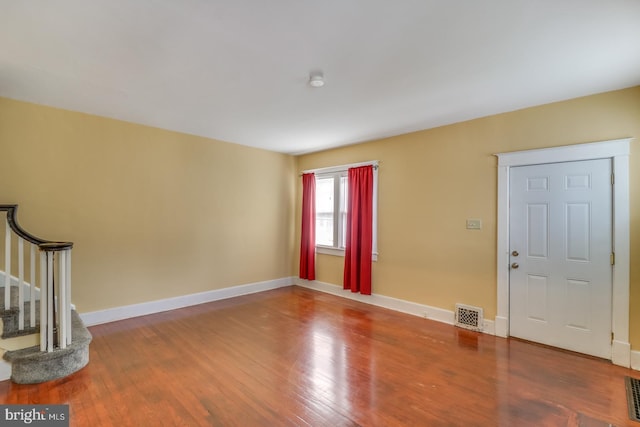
left=625, top=376, right=640, bottom=422
left=455, top=304, right=483, bottom=332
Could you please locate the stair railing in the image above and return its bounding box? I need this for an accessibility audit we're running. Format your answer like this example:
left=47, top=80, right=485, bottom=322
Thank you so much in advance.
left=0, top=205, right=73, bottom=352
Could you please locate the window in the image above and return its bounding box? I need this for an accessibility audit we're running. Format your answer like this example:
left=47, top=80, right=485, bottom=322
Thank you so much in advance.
left=310, top=161, right=378, bottom=260
left=315, top=172, right=348, bottom=248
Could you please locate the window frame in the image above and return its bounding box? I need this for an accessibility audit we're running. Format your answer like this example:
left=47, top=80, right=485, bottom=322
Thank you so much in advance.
left=305, top=161, right=378, bottom=261
left=314, top=171, right=348, bottom=253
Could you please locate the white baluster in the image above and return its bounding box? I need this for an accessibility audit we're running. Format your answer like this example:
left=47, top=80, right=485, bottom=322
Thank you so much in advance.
left=66, top=250, right=72, bottom=345
left=46, top=252, right=53, bottom=352
left=18, top=237, right=24, bottom=330
left=30, top=244, right=36, bottom=328
left=40, top=251, right=46, bottom=352
left=4, top=221, right=11, bottom=310
left=59, top=251, right=67, bottom=349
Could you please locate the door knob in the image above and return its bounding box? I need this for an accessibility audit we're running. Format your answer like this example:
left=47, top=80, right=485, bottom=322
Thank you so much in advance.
left=511, top=263, right=519, bottom=269
left=512, top=250, right=519, bottom=257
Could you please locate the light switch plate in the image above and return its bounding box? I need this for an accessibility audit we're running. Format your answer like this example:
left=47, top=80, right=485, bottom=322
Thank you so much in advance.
left=466, top=219, right=482, bottom=230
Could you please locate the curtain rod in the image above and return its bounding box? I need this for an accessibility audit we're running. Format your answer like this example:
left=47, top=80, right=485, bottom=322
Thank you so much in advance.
left=300, top=160, right=379, bottom=176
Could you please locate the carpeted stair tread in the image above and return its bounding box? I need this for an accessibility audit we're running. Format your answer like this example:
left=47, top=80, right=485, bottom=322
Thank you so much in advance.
left=3, top=310, right=92, bottom=384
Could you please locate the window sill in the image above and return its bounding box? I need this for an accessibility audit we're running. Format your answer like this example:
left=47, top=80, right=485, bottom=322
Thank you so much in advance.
left=316, top=246, right=378, bottom=261
left=316, top=245, right=344, bottom=257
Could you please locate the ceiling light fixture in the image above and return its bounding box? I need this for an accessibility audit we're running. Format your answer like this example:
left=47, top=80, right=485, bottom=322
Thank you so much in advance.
left=309, top=72, right=325, bottom=88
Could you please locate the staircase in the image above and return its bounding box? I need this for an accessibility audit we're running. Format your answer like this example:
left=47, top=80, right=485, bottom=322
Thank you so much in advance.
left=0, top=205, right=91, bottom=384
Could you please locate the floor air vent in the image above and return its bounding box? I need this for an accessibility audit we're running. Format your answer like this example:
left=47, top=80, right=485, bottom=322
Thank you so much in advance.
left=625, top=376, right=640, bottom=422
left=455, top=304, right=483, bottom=332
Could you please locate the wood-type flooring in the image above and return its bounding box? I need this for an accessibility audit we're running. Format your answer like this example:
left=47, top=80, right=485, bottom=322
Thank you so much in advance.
left=0, top=286, right=636, bottom=426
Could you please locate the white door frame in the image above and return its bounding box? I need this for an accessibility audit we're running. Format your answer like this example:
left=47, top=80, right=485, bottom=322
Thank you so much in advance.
left=495, top=138, right=631, bottom=367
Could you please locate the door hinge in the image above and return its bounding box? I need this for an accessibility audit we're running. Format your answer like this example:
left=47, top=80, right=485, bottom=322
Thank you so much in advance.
left=611, top=253, right=615, bottom=265
left=612, top=332, right=615, bottom=343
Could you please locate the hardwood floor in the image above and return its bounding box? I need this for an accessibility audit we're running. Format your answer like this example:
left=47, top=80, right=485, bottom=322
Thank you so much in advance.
left=0, top=286, right=636, bottom=426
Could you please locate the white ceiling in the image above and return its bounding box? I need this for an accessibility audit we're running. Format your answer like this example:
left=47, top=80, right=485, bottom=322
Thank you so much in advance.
left=1, top=1, right=639, bottom=155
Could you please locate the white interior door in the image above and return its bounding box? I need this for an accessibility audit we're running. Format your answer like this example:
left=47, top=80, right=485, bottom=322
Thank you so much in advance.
left=509, top=159, right=612, bottom=359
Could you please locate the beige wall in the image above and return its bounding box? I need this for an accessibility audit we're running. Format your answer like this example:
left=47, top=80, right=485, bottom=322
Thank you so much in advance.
left=0, top=97, right=295, bottom=313
left=294, top=86, right=640, bottom=348
left=1, top=86, right=638, bottom=350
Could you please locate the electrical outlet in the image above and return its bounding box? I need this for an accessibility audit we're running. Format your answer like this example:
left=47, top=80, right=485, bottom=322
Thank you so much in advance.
left=466, top=219, right=482, bottom=230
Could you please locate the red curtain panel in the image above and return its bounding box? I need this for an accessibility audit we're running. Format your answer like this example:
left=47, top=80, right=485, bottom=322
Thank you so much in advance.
left=344, top=165, right=373, bottom=294
left=299, top=173, right=316, bottom=280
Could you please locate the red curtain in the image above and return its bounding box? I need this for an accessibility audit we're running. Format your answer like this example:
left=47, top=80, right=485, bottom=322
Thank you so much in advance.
left=299, top=173, right=316, bottom=280
left=344, top=165, right=373, bottom=295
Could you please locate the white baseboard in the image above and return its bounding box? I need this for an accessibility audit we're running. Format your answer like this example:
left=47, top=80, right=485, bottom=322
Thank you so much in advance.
left=630, top=350, right=640, bottom=371
left=612, top=340, right=632, bottom=368
left=295, top=278, right=496, bottom=336
left=80, top=277, right=295, bottom=326
left=494, top=316, right=508, bottom=338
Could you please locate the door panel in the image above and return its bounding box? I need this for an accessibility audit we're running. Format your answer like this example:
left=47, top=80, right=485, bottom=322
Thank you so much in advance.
left=509, top=159, right=612, bottom=359
left=566, top=203, right=590, bottom=261
left=527, top=203, right=548, bottom=258
left=526, top=274, right=548, bottom=322
left=565, top=279, right=591, bottom=330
